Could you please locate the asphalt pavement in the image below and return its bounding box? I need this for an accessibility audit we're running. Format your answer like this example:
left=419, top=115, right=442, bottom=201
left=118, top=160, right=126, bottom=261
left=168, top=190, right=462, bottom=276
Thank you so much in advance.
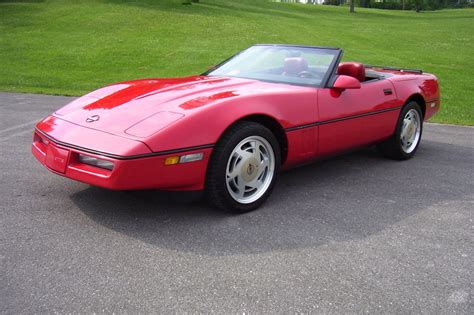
left=1, top=92, right=473, bottom=313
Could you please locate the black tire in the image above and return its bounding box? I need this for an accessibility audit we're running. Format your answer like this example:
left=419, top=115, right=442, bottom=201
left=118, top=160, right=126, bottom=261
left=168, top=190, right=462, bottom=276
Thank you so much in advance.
left=377, top=101, right=423, bottom=160
left=205, top=121, right=281, bottom=213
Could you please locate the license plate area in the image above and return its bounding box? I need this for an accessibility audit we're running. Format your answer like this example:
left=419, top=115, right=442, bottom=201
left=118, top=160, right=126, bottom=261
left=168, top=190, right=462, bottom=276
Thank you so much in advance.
left=45, top=144, right=70, bottom=174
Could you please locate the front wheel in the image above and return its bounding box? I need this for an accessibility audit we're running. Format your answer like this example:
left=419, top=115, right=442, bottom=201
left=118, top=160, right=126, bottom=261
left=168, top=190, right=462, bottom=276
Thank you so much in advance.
left=377, top=101, right=423, bottom=160
left=206, top=121, right=281, bottom=213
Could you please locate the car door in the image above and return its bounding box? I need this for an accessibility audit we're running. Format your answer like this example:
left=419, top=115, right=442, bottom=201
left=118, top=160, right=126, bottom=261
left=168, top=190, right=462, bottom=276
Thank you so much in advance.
left=317, top=79, right=400, bottom=157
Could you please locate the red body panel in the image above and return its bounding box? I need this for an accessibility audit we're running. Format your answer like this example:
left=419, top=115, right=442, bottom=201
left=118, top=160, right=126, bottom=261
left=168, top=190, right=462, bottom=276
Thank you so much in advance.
left=33, top=67, right=440, bottom=191
left=386, top=72, right=441, bottom=120
left=317, top=79, right=401, bottom=156
left=33, top=131, right=211, bottom=190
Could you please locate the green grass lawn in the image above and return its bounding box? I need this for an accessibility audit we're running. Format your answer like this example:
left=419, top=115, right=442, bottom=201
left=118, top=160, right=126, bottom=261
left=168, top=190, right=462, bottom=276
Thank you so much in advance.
left=0, top=0, right=473, bottom=125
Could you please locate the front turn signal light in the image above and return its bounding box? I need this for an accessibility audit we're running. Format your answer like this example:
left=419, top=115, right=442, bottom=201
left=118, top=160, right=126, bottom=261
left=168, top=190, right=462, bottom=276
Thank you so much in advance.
left=164, top=156, right=180, bottom=165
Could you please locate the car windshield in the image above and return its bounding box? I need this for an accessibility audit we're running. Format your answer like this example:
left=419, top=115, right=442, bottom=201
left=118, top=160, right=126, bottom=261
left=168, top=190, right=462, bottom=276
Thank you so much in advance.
left=205, top=45, right=340, bottom=87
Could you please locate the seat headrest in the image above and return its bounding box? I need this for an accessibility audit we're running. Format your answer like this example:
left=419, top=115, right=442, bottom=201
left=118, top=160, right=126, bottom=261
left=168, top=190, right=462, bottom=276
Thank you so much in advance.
left=283, top=57, right=308, bottom=76
left=337, top=62, right=365, bottom=82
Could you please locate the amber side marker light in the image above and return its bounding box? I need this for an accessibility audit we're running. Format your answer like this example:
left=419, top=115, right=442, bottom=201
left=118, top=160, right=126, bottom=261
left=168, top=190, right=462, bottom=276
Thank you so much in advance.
left=165, top=153, right=203, bottom=165
left=164, top=156, right=180, bottom=165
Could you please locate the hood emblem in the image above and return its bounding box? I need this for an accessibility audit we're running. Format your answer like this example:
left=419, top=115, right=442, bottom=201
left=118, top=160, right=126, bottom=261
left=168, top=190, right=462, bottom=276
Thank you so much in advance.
left=85, top=115, right=100, bottom=123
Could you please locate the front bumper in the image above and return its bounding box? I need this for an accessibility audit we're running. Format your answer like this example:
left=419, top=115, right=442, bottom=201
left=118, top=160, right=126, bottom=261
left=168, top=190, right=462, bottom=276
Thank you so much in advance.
left=32, top=130, right=212, bottom=191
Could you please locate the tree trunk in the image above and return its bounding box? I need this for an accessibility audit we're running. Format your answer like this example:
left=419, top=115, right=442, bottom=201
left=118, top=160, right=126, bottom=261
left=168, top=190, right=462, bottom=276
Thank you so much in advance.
left=350, top=0, right=355, bottom=13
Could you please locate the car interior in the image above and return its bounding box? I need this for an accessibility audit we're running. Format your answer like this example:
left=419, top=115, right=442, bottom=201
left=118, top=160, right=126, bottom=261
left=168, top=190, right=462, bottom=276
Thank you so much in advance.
left=278, top=57, right=328, bottom=79
left=337, top=62, right=386, bottom=82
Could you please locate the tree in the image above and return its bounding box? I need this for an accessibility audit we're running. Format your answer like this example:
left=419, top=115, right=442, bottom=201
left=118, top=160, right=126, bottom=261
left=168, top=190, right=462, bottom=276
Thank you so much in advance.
left=349, top=0, right=355, bottom=12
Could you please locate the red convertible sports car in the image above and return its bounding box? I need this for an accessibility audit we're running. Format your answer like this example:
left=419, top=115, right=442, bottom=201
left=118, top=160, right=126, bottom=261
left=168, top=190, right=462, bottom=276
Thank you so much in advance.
left=32, top=44, right=440, bottom=212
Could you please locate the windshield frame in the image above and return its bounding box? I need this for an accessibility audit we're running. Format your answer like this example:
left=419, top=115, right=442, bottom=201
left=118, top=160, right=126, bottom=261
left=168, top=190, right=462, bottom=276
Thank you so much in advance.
left=202, top=44, right=343, bottom=88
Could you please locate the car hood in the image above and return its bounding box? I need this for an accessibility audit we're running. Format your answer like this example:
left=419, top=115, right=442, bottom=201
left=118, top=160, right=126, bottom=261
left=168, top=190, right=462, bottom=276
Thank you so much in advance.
left=53, top=76, right=257, bottom=139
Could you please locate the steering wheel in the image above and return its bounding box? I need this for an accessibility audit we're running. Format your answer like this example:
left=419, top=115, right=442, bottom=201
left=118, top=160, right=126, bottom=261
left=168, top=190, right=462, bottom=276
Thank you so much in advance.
left=298, top=71, right=315, bottom=78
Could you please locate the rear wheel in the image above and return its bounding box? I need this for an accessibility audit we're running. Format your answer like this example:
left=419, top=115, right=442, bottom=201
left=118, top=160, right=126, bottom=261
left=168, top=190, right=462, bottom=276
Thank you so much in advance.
left=206, top=121, right=280, bottom=213
left=377, top=101, right=423, bottom=160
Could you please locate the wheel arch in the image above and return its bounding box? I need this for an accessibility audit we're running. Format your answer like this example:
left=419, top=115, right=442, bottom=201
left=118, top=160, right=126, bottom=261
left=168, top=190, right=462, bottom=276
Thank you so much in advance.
left=218, top=114, right=288, bottom=164
left=405, top=93, right=426, bottom=118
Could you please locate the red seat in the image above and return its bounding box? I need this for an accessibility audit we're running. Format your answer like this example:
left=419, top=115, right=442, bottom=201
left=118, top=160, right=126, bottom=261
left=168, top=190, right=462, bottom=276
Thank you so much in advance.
left=337, top=62, right=366, bottom=82
left=283, top=57, right=308, bottom=76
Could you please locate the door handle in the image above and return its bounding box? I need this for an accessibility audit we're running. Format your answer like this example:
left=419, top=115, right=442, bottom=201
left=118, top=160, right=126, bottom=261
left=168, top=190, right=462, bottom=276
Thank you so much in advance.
left=384, top=89, right=393, bottom=95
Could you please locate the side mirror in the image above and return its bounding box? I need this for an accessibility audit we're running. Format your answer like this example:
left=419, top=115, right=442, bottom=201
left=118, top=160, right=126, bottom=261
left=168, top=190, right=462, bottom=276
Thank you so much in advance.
left=332, top=75, right=361, bottom=91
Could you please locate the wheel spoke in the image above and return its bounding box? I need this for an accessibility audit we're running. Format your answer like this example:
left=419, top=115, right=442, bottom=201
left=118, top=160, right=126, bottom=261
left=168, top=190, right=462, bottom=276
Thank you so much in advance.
left=257, top=159, right=269, bottom=179
left=254, top=143, right=262, bottom=160
left=402, top=117, right=412, bottom=136
left=244, top=159, right=268, bottom=190
left=237, top=178, right=246, bottom=197
left=401, top=124, right=408, bottom=138
left=409, top=127, right=417, bottom=143
left=248, top=140, right=257, bottom=154
left=235, top=148, right=252, bottom=161
left=227, top=166, right=240, bottom=180
left=246, top=179, right=260, bottom=190
left=401, top=136, right=407, bottom=148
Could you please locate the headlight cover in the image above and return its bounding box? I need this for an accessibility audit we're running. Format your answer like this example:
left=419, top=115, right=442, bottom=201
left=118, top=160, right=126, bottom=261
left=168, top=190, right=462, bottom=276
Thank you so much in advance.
left=124, top=111, right=184, bottom=138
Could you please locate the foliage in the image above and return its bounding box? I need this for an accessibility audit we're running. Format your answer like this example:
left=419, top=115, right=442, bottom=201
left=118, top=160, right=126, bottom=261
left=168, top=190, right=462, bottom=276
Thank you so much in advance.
left=0, top=0, right=473, bottom=124
left=326, top=0, right=474, bottom=11
left=324, top=0, right=342, bottom=5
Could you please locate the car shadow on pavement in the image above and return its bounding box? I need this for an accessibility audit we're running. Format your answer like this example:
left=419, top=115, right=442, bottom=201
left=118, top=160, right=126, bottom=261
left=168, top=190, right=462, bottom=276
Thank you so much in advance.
left=70, top=140, right=472, bottom=256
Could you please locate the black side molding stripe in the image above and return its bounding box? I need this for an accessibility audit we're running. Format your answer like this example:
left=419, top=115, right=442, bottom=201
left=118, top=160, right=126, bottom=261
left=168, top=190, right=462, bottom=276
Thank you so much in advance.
left=35, top=128, right=215, bottom=160
left=285, top=106, right=402, bottom=132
